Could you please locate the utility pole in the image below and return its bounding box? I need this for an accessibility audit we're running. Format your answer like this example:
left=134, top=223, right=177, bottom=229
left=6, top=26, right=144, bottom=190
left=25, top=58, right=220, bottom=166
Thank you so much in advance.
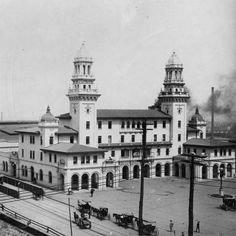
left=68, top=198, right=73, bottom=236
left=138, top=120, right=147, bottom=236
left=181, top=152, right=206, bottom=236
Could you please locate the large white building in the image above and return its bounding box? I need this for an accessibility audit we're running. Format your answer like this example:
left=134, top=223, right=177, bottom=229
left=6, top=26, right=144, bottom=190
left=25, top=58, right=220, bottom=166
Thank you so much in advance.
left=1, top=43, right=235, bottom=191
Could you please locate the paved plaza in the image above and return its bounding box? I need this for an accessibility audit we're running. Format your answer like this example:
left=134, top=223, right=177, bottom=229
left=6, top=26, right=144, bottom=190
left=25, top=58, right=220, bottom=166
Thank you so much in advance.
left=2, top=177, right=236, bottom=236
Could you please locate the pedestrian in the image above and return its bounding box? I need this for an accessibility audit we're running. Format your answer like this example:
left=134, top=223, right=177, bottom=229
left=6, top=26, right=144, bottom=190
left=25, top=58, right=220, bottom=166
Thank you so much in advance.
left=90, top=188, right=95, bottom=197
left=195, top=220, right=200, bottom=233
left=68, top=187, right=72, bottom=195
left=169, top=220, right=174, bottom=232
left=181, top=232, right=185, bottom=236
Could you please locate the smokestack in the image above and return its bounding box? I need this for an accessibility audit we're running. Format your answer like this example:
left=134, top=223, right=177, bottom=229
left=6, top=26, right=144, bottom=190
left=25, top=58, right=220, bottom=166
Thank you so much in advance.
left=211, top=87, right=214, bottom=145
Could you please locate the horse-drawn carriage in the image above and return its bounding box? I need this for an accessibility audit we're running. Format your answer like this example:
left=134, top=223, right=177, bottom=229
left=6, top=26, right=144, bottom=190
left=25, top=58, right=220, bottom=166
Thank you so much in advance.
left=221, top=195, right=236, bottom=211
left=113, top=213, right=135, bottom=228
left=32, top=189, right=44, bottom=200
left=135, top=218, right=158, bottom=236
left=73, top=211, right=91, bottom=229
left=91, top=206, right=110, bottom=220
left=77, top=200, right=91, bottom=215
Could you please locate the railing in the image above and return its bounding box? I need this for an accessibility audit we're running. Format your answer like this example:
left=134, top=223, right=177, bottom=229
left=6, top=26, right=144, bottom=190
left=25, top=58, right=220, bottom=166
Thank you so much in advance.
left=0, top=185, right=19, bottom=198
left=0, top=204, right=65, bottom=236
left=68, top=88, right=98, bottom=94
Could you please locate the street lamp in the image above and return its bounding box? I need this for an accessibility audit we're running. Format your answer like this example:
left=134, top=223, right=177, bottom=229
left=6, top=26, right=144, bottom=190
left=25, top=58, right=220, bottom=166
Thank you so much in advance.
left=219, top=167, right=225, bottom=196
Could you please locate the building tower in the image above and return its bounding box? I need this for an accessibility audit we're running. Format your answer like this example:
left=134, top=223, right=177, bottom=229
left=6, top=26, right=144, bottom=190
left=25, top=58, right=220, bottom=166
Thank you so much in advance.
left=67, top=43, right=100, bottom=147
left=158, top=52, right=190, bottom=155
left=188, top=106, right=207, bottom=139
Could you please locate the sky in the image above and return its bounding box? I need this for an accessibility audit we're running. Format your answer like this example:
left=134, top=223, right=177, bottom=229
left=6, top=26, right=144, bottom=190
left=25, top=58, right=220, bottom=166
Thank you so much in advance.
left=0, top=0, right=235, bottom=121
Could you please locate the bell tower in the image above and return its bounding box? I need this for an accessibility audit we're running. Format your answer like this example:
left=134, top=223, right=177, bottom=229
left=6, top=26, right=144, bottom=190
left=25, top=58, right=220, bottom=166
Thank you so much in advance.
left=67, top=42, right=100, bottom=147
left=158, top=52, right=190, bottom=155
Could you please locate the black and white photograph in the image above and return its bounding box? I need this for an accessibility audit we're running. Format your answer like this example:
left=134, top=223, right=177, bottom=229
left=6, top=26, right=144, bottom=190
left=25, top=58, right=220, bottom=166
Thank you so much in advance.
left=0, top=1, right=235, bottom=235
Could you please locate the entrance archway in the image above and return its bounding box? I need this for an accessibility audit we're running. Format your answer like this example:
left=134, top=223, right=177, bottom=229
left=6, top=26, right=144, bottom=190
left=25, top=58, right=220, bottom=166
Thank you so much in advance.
left=174, top=163, right=179, bottom=177
left=30, top=166, right=34, bottom=182
left=12, top=163, right=17, bottom=177
left=133, top=165, right=139, bottom=179
left=181, top=164, right=186, bottom=178
left=213, top=164, right=218, bottom=178
left=156, top=164, right=161, bottom=177
left=144, top=164, right=150, bottom=178
left=59, top=174, right=64, bottom=190
left=106, top=172, right=113, bottom=187
left=71, top=174, right=79, bottom=190
left=122, top=166, right=129, bottom=180
left=165, top=163, right=170, bottom=176
left=202, top=165, right=208, bottom=179
left=91, top=173, right=99, bottom=189
left=227, top=164, right=232, bottom=177
left=81, top=174, right=89, bottom=189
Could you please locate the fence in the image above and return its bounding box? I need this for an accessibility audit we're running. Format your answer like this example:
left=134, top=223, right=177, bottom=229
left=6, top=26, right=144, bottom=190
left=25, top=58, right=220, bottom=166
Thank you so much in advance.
left=0, top=203, right=65, bottom=236
left=0, top=184, right=19, bottom=198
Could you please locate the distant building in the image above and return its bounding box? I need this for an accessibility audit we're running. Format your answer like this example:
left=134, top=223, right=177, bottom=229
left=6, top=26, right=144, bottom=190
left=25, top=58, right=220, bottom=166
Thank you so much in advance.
left=0, top=43, right=235, bottom=190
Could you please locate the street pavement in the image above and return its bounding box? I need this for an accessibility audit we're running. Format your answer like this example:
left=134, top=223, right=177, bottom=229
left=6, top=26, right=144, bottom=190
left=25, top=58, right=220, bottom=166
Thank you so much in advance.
left=1, top=177, right=236, bottom=236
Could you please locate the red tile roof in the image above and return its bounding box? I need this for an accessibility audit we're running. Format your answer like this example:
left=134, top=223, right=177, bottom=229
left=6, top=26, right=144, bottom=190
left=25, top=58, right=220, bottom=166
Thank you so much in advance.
left=41, top=143, right=105, bottom=154
left=55, top=126, right=78, bottom=135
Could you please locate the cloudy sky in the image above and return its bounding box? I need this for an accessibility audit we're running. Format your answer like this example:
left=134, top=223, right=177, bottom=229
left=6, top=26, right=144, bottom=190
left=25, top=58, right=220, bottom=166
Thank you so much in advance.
left=0, top=0, right=235, bottom=120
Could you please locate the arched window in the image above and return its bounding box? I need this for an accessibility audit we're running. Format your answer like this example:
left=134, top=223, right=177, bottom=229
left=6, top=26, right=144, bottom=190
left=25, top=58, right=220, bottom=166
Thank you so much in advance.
left=2, top=161, right=5, bottom=171
left=39, top=169, right=43, bottom=181
left=5, top=162, right=8, bottom=172
left=22, top=165, right=25, bottom=176
left=48, top=171, right=52, bottom=183
left=25, top=166, right=28, bottom=177
left=88, top=65, right=91, bottom=75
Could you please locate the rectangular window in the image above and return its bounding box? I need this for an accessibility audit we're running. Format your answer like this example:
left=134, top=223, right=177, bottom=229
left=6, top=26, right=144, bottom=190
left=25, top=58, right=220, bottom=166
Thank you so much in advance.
left=108, top=135, right=112, bottom=144
left=49, top=153, right=52, bottom=162
left=93, top=155, right=97, bottom=164
left=73, top=156, right=78, bottom=164
left=40, top=136, right=43, bottom=145
left=187, top=148, right=190, bottom=154
left=157, top=148, right=160, bottom=156
left=162, top=134, right=166, bottom=141
left=22, top=149, right=24, bottom=158
left=127, top=121, right=130, bottom=129
left=86, top=136, right=90, bottom=144
left=178, top=147, right=181, bottom=154
left=111, top=150, right=115, bottom=157
left=132, top=121, right=135, bottom=129
left=98, top=136, right=102, bottom=144
left=98, top=121, right=102, bottom=129
left=21, top=135, right=24, bottom=143
left=162, top=120, right=166, bottom=128
left=194, top=149, right=197, bottom=154
left=121, top=135, right=124, bottom=143
left=121, top=121, right=125, bottom=129
left=154, top=121, right=157, bottom=128
left=166, top=148, right=169, bottom=156
left=70, top=136, right=74, bottom=143
left=54, top=154, right=57, bottom=163
left=178, top=120, right=181, bottom=128
left=108, top=121, right=112, bottom=129
left=137, top=122, right=141, bottom=129
left=30, top=135, right=35, bottom=144
left=33, top=151, right=35, bottom=160
left=214, top=149, right=218, bottom=156
left=30, top=150, right=32, bottom=159
left=178, top=134, right=181, bottom=141
left=131, top=135, right=135, bottom=142
left=81, top=155, right=85, bottom=164
left=49, top=136, right=54, bottom=145
left=154, top=134, right=157, bottom=142
left=86, top=121, right=90, bottom=129
left=223, top=149, right=226, bottom=156
left=86, top=156, right=90, bottom=164
left=40, top=152, right=43, bottom=161
left=229, top=149, right=231, bottom=156
left=202, top=149, right=206, bottom=154
left=220, top=149, right=223, bottom=156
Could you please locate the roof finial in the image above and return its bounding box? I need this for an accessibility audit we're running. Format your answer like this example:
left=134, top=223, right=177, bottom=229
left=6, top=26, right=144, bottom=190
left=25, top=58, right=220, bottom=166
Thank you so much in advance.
left=47, top=105, right=50, bottom=113
left=195, top=106, right=199, bottom=114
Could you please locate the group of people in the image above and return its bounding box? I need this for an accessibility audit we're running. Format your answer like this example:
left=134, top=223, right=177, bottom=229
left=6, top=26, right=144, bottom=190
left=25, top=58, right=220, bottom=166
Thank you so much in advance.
left=169, top=219, right=200, bottom=235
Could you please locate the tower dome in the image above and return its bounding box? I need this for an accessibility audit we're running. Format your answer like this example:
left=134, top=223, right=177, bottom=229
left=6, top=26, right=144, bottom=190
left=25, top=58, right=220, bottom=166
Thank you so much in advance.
left=74, top=42, right=92, bottom=61
left=40, top=106, right=57, bottom=123
left=166, top=52, right=183, bottom=68
left=190, top=106, right=205, bottom=123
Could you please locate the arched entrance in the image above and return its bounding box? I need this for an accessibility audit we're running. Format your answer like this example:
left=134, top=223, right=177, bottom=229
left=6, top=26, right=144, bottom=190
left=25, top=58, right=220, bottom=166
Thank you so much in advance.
left=174, top=163, right=179, bottom=177
left=227, top=164, right=232, bottom=177
left=144, top=164, right=150, bottom=178
left=156, top=164, right=161, bottom=177
left=213, top=164, right=218, bottom=178
left=181, top=164, right=186, bottom=178
left=81, top=174, right=89, bottom=189
left=122, top=166, right=129, bottom=180
left=59, top=174, right=64, bottom=190
left=71, top=174, right=79, bottom=190
left=133, top=165, right=139, bottom=179
left=202, top=165, right=208, bottom=179
left=106, top=172, right=113, bottom=187
left=165, top=163, right=170, bottom=176
left=12, top=163, right=17, bottom=177
left=30, top=166, right=34, bottom=182
left=91, top=173, right=99, bottom=189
